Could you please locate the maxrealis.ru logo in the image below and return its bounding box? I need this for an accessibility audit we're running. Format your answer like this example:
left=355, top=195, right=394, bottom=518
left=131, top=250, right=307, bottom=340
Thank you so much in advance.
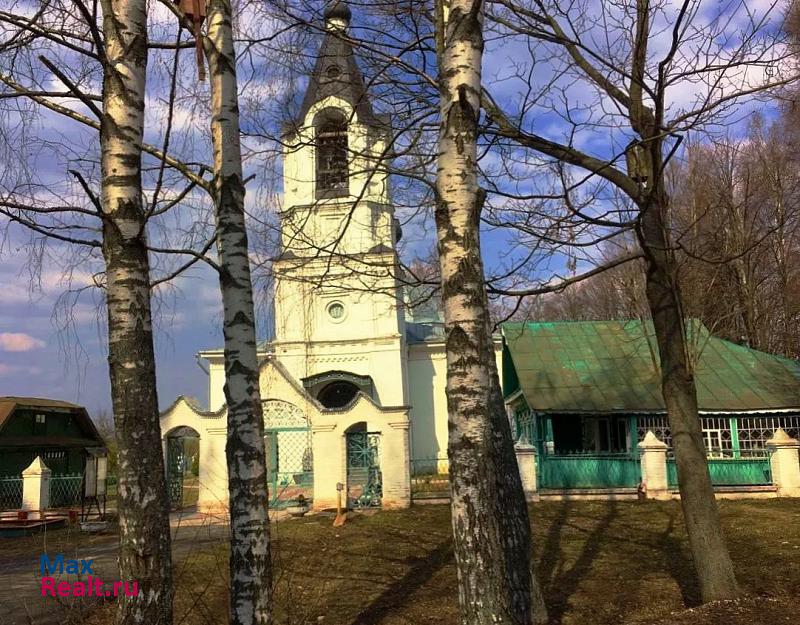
left=39, top=554, right=139, bottom=598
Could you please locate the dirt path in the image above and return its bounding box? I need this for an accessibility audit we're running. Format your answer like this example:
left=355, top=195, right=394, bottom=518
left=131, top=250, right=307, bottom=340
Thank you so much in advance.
left=0, top=512, right=228, bottom=625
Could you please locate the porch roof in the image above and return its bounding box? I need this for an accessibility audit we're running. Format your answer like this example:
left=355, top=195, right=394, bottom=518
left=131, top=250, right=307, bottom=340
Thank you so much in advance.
left=502, top=320, right=800, bottom=413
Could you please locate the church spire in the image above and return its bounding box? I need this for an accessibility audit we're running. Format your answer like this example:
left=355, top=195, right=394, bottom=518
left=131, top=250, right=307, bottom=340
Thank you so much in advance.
left=294, top=1, right=379, bottom=127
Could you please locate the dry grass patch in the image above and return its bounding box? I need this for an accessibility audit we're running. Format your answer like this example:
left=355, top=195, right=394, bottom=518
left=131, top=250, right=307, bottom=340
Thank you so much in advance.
left=50, top=499, right=800, bottom=624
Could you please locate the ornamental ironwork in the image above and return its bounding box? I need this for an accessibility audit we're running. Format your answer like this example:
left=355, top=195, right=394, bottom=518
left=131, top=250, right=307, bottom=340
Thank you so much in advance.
left=637, top=414, right=800, bottom=458
left=263, top=400, right=313, bottom=508
left=737, top=416, right=800, bottom=456
left=263, top=399, right=309, bottom=429
left=166, top=436, right=185, bottom=508
left=346, top=431, right=382, bottom=508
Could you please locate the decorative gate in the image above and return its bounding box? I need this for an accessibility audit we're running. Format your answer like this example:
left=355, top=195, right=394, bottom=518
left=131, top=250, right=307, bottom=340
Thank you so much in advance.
left=166, top=436, right=184, bottom=508
left=346, top=431, right=382, bottom=508
left=263, top=400, right=313, bottom=508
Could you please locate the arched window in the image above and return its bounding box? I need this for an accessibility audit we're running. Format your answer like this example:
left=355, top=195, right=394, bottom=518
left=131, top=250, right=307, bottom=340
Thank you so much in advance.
left=317, top=381, right=360, bottom=409
left=315, top=110, right=348, bottom=197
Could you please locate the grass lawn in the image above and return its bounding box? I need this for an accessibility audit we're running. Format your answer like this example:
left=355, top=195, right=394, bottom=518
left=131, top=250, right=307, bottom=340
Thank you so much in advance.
left=80, top=499, right=799, bottom=624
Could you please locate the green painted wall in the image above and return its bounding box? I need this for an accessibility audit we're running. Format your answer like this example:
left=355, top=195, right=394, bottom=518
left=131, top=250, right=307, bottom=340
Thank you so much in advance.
left=0, top=409, right=90, bottom=476
left=1, top=409, right=86, bottom=439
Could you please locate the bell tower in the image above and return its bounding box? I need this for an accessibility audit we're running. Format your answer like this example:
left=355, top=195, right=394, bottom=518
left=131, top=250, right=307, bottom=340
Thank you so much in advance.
left=271, top=1, right=408, bottom=409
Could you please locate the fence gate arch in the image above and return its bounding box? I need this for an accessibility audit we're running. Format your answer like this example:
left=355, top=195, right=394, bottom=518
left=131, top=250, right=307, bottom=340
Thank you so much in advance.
left=263, top=400, right=313, bottom=508
left=345, top=423, right=382, bottom=508
left=165, top=426, right=200, bottom=509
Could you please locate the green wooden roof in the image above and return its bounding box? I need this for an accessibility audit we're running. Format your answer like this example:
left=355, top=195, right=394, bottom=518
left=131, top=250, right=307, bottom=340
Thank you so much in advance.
left=502, top=320, right=800, bottom=413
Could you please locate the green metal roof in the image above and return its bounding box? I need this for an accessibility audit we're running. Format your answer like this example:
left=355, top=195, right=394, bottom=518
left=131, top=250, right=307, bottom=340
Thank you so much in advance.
left=501, top=320, right=800, bottom=413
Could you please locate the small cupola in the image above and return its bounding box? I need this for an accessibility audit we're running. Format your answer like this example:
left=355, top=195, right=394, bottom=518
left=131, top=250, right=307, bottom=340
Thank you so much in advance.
left=325, top=1, right=352, bottom=31
left=291, top=1, right=381, bottom=131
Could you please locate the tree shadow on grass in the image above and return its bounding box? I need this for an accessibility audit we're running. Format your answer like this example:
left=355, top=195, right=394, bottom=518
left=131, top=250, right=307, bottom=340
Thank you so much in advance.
left=347, top=539, right=453, bottom=625
left=537, top=500, right=618, bottom=624
left=654, top=506, right=701, bottom=607
left=537, top=500, right=703, bottom=623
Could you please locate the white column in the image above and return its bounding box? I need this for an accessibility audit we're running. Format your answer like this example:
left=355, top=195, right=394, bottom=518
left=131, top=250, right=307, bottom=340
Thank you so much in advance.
left=198, top=428, right=230, bottom=514
left=21, top=456, right=52, bottom=516
left=381, top=421, right=411, bottom=509
left=515, top=442, right=539, bottom=502
left=639, top=430, right=670, bottom=500
left=162, top=437, right=168, bottom=479
left=767, top=428, right=800, bottom=498
left=311, top=424, right=342, bottom=511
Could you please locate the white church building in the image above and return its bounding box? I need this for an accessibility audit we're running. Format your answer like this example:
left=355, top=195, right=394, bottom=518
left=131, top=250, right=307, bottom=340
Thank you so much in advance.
left=158, top=3, right=800, bottom=512
left=160, top=3, right=503, bottom=514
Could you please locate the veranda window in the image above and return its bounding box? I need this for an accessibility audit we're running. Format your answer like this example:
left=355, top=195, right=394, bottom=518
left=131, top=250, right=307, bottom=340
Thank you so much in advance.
left=637, top=414, right=800, bottom=458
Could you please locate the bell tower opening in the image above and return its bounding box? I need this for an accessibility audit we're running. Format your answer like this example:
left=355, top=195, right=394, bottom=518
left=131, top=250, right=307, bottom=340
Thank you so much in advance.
left=315, top=108, right=349, bottom=198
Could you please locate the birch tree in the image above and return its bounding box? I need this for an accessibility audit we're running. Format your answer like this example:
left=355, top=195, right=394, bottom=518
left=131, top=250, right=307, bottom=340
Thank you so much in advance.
left=203, top=0, right=273, bottom=621
left=0, top=0, right=175, bottom=622
left=434, top=1, right=547, bottom=622
left=154, top=0, right=275, bottom=619
left=100, top=1, right=174, bottom=620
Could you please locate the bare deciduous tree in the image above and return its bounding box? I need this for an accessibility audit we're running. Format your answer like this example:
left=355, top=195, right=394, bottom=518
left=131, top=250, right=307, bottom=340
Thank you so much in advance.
left=477, top=0, right=798, bottom=601
left=203, top=0, right=273, bottom=621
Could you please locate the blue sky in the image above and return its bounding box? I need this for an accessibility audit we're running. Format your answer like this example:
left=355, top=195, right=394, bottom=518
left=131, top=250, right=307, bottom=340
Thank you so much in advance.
left=0, top=247, right=224, bottom=414
left=0, top=0, right=791, bottom=416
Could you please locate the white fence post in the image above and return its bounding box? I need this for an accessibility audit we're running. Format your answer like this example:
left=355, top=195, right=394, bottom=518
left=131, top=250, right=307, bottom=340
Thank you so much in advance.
left=767, top=428, right=800, bottom=497
left=639, top=431, right=669, bottom=500
left=515, top=442, right=539, bottom=502
left=21, top=456, right=51, bottom=516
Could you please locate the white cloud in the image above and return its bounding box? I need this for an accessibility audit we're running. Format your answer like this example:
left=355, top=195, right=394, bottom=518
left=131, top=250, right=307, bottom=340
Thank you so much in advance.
left=0, top=332, right=46, bottom=352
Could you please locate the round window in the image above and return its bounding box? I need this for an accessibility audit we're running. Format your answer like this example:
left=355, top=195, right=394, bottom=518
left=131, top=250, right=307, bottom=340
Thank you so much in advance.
left=327, top=301, right=345, bottom=321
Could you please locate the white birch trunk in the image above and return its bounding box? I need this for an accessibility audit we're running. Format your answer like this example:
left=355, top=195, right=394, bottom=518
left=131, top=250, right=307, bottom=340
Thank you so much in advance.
left=435, top=1, right=547, bottom=623
left=99, top=0, right=173, bottom=623
left=205, top=1, right=273, bottom=623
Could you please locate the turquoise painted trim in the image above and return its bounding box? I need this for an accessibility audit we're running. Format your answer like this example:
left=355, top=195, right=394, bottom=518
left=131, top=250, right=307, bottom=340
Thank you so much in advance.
left=539, top=453, right=640, bottom=489
left=667, top=457, right=771, bottom=487
left=535, top=414, right=546, bottom=491
left=730, top=416, right=741, bottom=459
left=629, top=416, right=638, bottom=455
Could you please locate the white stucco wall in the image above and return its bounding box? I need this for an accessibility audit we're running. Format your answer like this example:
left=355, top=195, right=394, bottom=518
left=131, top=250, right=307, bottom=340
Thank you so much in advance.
left=273, top=338, right=408, bottom=408
left=407, top=342, right=448, bottom=463
left=208, top=359, right=226, bottom=412
left=407, top=337, right=505, bottom=467
left=282, top=96, right=390, bottom=212
left=268, top=91, right=408, bottom=410
left=160, top=398, right=228, bottom=514
left=161, top=359, right=412, bottom=513
left=273, top=265, right=404, bottom=345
